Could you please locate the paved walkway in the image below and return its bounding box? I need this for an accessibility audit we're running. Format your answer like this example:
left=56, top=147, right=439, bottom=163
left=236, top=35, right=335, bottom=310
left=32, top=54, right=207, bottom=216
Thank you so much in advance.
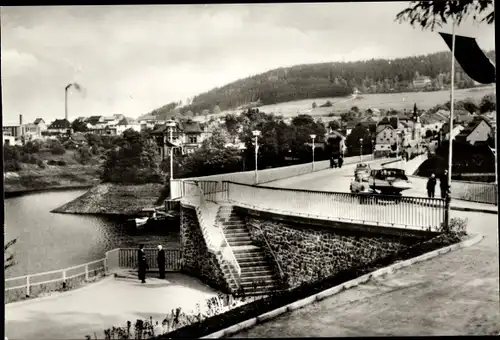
left=5, top=273, right=220, bottom=340
left=232, top=209, right=500, bottom=337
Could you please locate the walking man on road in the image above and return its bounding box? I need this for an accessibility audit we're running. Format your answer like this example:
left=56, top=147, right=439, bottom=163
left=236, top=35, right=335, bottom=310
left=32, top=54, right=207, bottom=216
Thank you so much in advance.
left=426, top=173, right=437, bottom=198
left=138, top=244, right=147, bottom=284
left=157, top=245, right=166, bottom=279
left=338, top=154, right=343, bottom=168
left=440, top=170, right=449, bottom=199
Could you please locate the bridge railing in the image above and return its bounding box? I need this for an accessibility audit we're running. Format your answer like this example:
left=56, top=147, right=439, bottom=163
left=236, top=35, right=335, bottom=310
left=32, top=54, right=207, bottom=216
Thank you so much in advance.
left=449, top=180, right=498, bottom=205
left=118, top=248, right=182, bottom=271
left=224, top=181, right=446, bottom=231
left=169, top=154, right=377, bottom=198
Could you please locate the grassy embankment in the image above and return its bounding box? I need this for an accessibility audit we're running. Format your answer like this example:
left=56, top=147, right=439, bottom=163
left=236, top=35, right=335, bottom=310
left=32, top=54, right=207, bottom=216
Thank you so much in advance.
left=4, top=149, right=102, bottom=196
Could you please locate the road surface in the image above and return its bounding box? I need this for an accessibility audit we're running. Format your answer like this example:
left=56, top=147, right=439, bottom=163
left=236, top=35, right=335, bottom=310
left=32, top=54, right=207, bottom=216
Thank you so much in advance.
left=231, top=208, right=499, bottom=337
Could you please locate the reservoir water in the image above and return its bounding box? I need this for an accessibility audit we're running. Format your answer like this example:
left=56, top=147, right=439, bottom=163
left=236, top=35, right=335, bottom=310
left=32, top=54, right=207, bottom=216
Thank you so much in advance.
left=4, top=189, right=180, bottom=279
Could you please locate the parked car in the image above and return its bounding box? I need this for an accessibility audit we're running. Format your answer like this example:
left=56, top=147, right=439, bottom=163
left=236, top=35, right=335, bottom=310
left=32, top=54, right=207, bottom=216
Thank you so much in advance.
left=354, top=163, right=371, bottom=180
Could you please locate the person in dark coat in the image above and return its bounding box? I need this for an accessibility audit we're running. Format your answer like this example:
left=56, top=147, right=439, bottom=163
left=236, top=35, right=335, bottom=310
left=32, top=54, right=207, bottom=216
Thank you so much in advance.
left=440, top=170, right=449, bottom=199
left=338, top=154, right=343, bottom=168
left=138, top=244, right=147, bottom=284
left=426, top=173, right=437, bottom=198
left=157, top=245, right=166, bottom=279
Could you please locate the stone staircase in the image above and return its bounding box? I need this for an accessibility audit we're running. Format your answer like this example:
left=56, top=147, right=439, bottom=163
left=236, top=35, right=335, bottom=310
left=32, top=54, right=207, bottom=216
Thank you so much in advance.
left=216, top=205, right=282, bottom=296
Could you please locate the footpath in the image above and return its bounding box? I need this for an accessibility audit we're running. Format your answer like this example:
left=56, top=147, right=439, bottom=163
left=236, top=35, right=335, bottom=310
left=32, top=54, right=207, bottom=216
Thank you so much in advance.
left=5, top=273, right=220, bottom=340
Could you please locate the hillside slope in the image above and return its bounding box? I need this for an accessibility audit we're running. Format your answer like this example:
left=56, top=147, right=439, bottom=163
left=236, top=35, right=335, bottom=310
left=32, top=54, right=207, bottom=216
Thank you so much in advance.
left=144, top=50, right=495, bottom=120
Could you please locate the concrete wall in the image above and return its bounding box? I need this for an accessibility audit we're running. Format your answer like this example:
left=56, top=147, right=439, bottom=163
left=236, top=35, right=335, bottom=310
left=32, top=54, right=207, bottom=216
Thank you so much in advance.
left=180, top=205, right=230, bottom=293
left=239, top=207, right=432, bottom=290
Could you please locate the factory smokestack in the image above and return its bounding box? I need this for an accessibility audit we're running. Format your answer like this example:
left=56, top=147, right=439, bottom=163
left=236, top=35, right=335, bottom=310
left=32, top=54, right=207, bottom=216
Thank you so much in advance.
left=19, top=114, right=23, bottom=126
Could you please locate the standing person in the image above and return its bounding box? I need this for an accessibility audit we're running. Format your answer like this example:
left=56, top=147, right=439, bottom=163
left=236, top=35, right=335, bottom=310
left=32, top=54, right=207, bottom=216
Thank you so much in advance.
left=426, top=173, right=437, bottom=198
left=138, top=244, right=147, bottom=284
left=440, top=170, right=449, bottom=199
left=338, top=154, right=343, bottom=168
left=157, top=245, right=166, bottom=279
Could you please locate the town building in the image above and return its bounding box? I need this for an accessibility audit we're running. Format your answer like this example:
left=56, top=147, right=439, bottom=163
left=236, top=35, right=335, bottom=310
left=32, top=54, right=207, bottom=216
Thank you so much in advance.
left=439, top=122, right=465, bottom=143
left=151, top=119, right=207, bottom=159
left=46, top=119, right=72, bottom=135
left=412, top=76, right=432, bottom=89
left=455, top=117, right=493, bottom=145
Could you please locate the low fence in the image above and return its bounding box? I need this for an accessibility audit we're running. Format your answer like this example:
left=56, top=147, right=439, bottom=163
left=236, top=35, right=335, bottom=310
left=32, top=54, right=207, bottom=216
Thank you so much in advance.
left=170, top=154, right=375, bottom=198
left=5, top=248, right=182, bottom=303
left=450, top=180, right=498, bottom=205
left=5, top=257, right=107, bottom=303
left=118, top=248, right=182, bottom=270
left=224, top=181, right=446, bottom=230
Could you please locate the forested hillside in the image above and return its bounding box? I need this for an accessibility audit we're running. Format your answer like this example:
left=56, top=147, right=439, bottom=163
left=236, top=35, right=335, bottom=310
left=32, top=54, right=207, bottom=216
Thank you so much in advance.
left=144, top=50, right=495, bottom=119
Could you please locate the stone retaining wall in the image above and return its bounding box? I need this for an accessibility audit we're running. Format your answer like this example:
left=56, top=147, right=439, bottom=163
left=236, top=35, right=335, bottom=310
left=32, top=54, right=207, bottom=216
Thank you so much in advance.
left=180, top=205, right=229, bottom=293
left=244, top=214, right=429, bottom=289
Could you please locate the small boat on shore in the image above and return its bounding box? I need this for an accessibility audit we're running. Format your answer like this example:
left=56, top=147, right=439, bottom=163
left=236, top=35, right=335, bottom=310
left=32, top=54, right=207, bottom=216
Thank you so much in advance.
left=134, top=216, right=149, bottom=228
left=129, top=207, right=179, bottom=229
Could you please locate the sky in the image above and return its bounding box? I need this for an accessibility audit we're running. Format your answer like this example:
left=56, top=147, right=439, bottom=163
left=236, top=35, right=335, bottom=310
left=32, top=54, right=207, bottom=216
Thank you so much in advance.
left=1, top=3, right=495, bottom=125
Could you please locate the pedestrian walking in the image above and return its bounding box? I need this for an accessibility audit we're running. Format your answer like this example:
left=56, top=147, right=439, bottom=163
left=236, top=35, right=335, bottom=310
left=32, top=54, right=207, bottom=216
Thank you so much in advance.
left=440, top=170, right=449, bottom=199
left=157, top=244, right=166, bottom=279
left=138, top=244, right=147, bottom=284
left=338, top=154, right=343, bottom=168
left=426, top=173, right=437, bottom=198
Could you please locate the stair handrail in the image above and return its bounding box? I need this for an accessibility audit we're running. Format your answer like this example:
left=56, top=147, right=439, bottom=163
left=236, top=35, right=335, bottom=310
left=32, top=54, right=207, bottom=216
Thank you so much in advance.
left=252, top=224, right=285, bottom=281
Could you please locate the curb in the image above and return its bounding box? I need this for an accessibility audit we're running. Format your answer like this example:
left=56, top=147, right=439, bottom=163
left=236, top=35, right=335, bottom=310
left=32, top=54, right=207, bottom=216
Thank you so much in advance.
left=201, top=233, right=484, bottom=339
left=450, top=205, right=498, bottom=215
left=5, top=275, right=114, bottom=308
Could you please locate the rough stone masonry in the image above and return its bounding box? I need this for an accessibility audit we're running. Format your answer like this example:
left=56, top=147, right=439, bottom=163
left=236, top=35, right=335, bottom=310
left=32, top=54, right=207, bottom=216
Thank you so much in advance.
left=243, top=213, right=428, bottom=289
left=180, top=205, right=229, bottom=293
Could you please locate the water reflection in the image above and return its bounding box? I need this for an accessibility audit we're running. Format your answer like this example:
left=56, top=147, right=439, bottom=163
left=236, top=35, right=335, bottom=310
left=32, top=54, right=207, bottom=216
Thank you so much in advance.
left=4, top=190, right=180, bottom=278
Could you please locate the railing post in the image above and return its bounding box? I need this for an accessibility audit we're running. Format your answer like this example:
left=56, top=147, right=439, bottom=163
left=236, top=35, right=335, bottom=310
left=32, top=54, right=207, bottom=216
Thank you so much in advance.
left=62, top=270, right=67, bottom=289
left=26, top=275, right=30, bottom=297
left=85, top=264, right=89, bottom=281
left=104, top=256, right=108, bottom=275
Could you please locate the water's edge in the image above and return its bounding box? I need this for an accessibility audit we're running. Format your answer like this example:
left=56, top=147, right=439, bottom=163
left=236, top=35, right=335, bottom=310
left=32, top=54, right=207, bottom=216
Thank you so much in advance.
left=5, top=185, right=95, bottom=198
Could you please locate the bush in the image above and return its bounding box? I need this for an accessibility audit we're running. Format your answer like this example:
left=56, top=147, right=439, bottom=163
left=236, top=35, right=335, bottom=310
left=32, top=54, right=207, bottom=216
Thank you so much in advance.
left=51, top=145, right=66, bottom=155
left=47, top=160, right=58, bottom=166
left=57, top=160, right=67, bottom=166
left=437, top=217, right=468, bottom=241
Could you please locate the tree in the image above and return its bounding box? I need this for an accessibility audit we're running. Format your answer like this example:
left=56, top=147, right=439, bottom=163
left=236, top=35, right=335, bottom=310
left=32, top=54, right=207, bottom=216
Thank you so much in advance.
left=460, top=98, right=478, bottom=114
left=395, top=0, right=494, bottom=31
left=101, top=128, right=162, bottom=184
left=213, top=105, right=221, bottom=115
left=425, top=129, right=433, bottom=138
left=351, top=106, right=359, bottom=113
left=4, top=238, right=17, bottom=271
left=312, top=102, right=317, bottom=109
left=72, top=120, right=88, bottom=133
left=341, top=110, right=358, bottom=124
left=479, top=94, right=496, bottom=113
left=327, top=120, right=341, bottom=131
left=345, top=126, right=371, bottom=155
left=180, top=128, right=242, bottom=177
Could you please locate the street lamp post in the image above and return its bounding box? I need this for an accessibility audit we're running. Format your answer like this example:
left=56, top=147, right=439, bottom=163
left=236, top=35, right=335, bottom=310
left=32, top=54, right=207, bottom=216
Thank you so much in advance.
left=310, top=134, right=316, bottom=171
left=165, top=120, right=176, bottom=181
left=252, top=130, right=261, bottom=184
left=372, top=139, right=375, bottom=160
left=359, top=138, right=363, bottom=161
left=239, top=144, right=247, bottom=171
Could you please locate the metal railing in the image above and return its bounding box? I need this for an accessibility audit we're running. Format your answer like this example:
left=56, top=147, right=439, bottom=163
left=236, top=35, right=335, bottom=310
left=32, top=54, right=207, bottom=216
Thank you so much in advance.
left=171, top=154, right=377, bottom=192
left=5, top=248, right=182, bottom=300
left=252, top=224, right=285, bottom=281
left=449, top=180, right=498, bottom=205
left=223, top=181, right=446, bottom=231
left=5, top=257, right=107, bottom=297
left=118, top=248, right=182, bottom=270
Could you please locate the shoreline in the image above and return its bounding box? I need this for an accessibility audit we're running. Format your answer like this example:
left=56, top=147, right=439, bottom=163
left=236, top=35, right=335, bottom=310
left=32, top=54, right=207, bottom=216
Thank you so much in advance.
left=5, top=185, right=95, bottom=198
